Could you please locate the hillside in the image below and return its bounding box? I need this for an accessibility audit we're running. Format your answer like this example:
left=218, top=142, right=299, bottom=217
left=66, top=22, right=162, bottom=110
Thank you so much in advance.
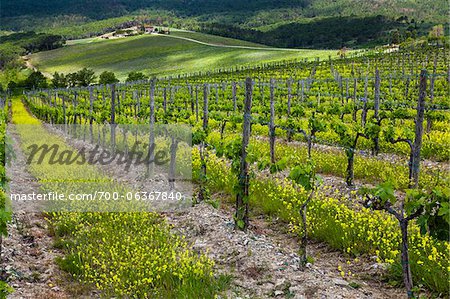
left=2, top=0, right=447, bottom=22
left=29, top=31, right=335, bottom=79
left=1, top=0, right=447, bottom=48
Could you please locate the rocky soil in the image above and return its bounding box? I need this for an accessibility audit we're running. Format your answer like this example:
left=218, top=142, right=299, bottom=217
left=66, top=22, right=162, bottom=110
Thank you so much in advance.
left=167, top=203, right=405, bottom=299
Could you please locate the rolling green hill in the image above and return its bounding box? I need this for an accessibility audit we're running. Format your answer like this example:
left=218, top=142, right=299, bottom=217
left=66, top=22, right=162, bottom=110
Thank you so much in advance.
left=29, top=31, right=336, bottom=80
left=1, top=0, right=446, bottom=48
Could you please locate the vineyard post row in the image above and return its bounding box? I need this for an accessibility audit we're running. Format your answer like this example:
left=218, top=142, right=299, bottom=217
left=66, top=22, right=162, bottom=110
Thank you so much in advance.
left=22, top=67, right=436, bottom=225
left=25, top=71, right=450, bottom=185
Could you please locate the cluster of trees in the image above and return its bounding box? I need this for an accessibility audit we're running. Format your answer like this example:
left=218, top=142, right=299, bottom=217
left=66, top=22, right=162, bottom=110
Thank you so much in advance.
left=0, top=32, right=65, bottom=53
left=202, top=16, right=417, bottom=49
left=201, top=16, right=448, bottom=49
left=52, top=69, right=149, bottom=88
left=51, top=68, right=97, bottom=88
left=1, top=0, right=311, bottom=19
left=428, top=24, right=446, bottom=45
left=6, top=71, right=48, bottom=91
left=3, top=0, right=447, bottom=24
left=0, top=31, right=65, bottom=72
left=4, top=69, right=149, bottom=92
left=0, top=44, right=24, bottom=70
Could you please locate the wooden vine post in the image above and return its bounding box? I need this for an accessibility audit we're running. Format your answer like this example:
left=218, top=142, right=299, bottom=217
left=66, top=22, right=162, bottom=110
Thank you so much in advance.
left=170, top=86, right=174, bottom=105
left=189, top=84, right=194, bottom=114
left=62, top=95, right=67, bottom=133
left=358, top=75, right=367, bottom=122
left=345, top=78, right=349, bottom=99
left=269, top=79, right=276, bottom=164
left=116, top=88, right=121, bottom=118
left=426, top=54, right=437, bottom=132
left=71, top=91, right=77, bottom=135
left=232, top=81, right=237, bottom=111
left=287, top=78, right=292, bottom=116
left=260, top=79, right=265, bottom=105
left=147, top=79, right=156, bottom=178
left=405, top=75, right=410, bottom=98
left=195, top=85, right=199, bottom=122
left=300, top=80, right=305, bottom=102
left=203, top=84, right=209, bottom=131
left=447, top=66, right=450, bottom=86
left=110, top=84, right=116, bottom=154
left=169, top=83, right=179, bottom=190
left=389, top=74, right=392, bottom=95
left=163, top=87, right=167, bottom=113
left=89, top=87, right=94, bottom=142
left=168, top=135, right=179, bottom=190
left=410, top=69, right=427, bottom=188
left=354, top=78, right=360, bottom=126
left=372, top=68, right=381, bottom=155
left=198, top=83, right=209, bottom=202
left=387, top=70, right=427, bottom=188
left=135, top=90, right=141, bottom=116
left=235, top=77, right=253, bottom=231
left=215, top=83, right=219, bottom=104
left=48, top=91, right=54, bottom=125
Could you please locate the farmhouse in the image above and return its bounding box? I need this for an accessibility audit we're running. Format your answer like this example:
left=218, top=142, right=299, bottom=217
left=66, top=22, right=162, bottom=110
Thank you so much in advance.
left=144, top=26, right=156, bottom=34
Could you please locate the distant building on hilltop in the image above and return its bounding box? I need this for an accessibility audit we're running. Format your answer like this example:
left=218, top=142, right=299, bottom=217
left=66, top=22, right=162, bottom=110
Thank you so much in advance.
left=142, top=25, right=170, bottom=35
left=144, top=26, right=156, bottom=34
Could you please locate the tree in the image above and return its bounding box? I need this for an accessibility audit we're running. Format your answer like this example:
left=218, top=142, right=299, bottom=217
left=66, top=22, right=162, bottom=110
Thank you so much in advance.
left=7, top=81, right=17, bottom=91
left=0, top=44, right=24, bottom=70
left=66, top=72, right=78, bottom=87
left=99, top=71, right=119, bottom=85
left=76, top=68, right=96, bottom=86
left=428, top=25, right=444, bottom=45
left=51, top=72, right=67, bottom=88
left=23, top=71, right=48, bottom=89
left=126, top=71, right=148, bottom=82
left=337, top=47, right=348, bottom=58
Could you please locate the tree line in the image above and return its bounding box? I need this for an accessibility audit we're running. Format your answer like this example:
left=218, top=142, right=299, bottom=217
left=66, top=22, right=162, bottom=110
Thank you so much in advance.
left=0, top=31, right=65, bottom=71
left=200, top=16, right=446, bottom=49
left=3, top=69, right=149, bottom=93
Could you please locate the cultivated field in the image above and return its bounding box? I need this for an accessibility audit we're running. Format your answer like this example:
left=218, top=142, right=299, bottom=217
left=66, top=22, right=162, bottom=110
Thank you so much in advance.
left=29, top=30, right=336, bottom=79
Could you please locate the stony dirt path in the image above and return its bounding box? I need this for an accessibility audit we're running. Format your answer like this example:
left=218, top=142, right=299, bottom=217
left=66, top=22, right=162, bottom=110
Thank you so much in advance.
left=2, top=127, right=69, bottom=299
left=167, top=203, right=405, bottom=299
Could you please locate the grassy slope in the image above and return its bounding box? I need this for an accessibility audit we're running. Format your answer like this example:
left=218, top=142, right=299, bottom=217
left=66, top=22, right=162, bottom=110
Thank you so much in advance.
left=169, top=29, right=268, bottom=47
left=66, top=29, right=266, bottom=47
left=30, top=31, right=335, bottom=79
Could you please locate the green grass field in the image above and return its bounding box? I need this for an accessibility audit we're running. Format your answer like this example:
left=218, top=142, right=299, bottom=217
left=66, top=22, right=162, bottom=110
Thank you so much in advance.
left=30, top=30, right=337, bottom=80
left=169, top=29, right=268, bottom=47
